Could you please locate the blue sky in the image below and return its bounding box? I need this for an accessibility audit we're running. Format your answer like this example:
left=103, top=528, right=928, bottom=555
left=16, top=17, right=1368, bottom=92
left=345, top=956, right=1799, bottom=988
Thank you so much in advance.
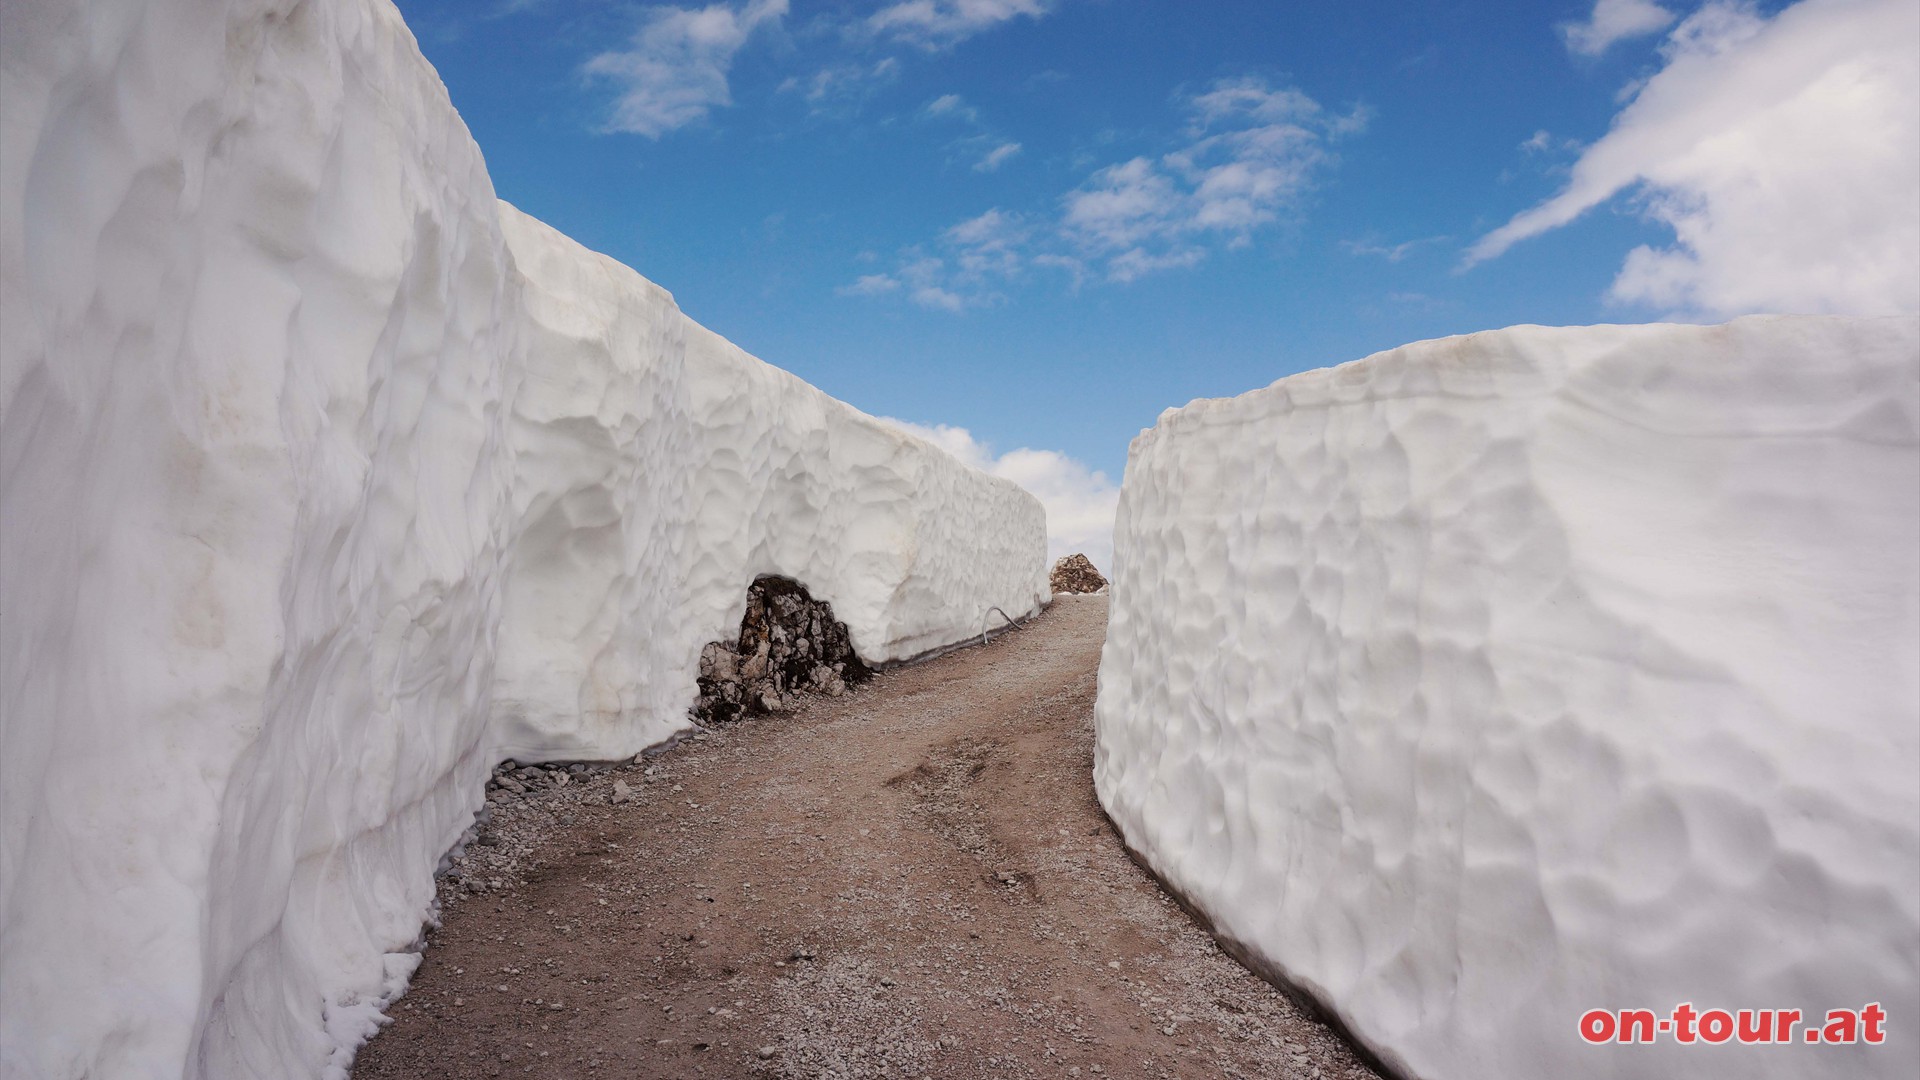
left=394, top=0, right=1918, bottom=566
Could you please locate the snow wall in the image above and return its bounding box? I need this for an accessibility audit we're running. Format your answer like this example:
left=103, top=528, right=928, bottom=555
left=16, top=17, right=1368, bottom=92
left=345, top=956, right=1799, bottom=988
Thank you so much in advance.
left=0, top=2, right=1048, bottom=1078
left=1094, top=316, right=1920, bottom=1080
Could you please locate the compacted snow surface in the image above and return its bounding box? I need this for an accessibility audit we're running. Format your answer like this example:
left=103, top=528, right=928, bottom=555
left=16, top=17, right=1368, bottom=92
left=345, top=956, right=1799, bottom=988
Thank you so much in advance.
left=1094, top=316, right=1920, bottom=1080
left=0, top=1, right=1045, bottom=1077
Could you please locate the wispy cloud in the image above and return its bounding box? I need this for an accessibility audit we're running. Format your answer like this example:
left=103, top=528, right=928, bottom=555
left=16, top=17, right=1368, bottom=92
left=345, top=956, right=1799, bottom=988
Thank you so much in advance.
left=1060, top=76, right=1366, bottom=281
left=881, top=419, right=1120, bottom=572
left=923, top=93, right=981, bottom=121
left=777, top=57, right=901, bottom=115
left=1470, top=0, right=1920, bottom=318
left=835, top=273, right=902, bottom=297
left=487, top=0, right=549, bottom=18
left=1342, top=234, right=1451, bottom=263
left=882, top=211, right=1033, bottom=310
left=584, top=0, right=787, bottom=137
left=842, top=75, right=1365, bottom=305
left=1519, top=129, right=1582, bottom=154
left=974, top=141, right=1023, bottom=171
left=867, top=0, right=1057, bottom=50
left=1560, top=0, right=1677, bottom=56
left=920, top=95, right=1027, bottom=175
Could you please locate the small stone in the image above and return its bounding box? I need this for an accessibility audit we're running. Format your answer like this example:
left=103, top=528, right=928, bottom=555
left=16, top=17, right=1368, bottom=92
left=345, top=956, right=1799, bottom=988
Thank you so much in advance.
left=756, top=1046, right=777, bottom=1060
left=611, top=780, right=632, bottom=805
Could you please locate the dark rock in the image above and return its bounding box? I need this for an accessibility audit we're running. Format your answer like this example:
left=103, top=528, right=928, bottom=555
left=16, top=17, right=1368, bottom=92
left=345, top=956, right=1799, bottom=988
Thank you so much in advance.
left=690, top=576, right=871, bottom=726
left=1049, top=553, right=1108, bottom=594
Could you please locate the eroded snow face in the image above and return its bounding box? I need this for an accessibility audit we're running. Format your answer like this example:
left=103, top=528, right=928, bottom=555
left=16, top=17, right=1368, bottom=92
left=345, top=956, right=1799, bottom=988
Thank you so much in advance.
left=1094, top=315, right=1920, bottom=1080
left=0, top=2, right=1044, bottom=1077
left=490, top=204, right=1049, bottom=761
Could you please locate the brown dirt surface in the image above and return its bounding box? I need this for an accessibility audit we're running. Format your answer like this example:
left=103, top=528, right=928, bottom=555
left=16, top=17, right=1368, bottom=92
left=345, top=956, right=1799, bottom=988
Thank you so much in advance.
left=351, top=595, right=1381, bottom=1080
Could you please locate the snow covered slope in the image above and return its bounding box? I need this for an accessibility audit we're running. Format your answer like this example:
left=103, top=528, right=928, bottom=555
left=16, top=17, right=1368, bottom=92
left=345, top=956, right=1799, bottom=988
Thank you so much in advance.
left=1094, top=316, right=1920, bottom=1080
left=0, top=2, right=1045, bottom=1078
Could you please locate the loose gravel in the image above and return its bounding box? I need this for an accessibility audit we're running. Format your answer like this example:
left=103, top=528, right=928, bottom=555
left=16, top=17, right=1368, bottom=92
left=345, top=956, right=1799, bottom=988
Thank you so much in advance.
left=351, top=595, right=1382, bottom=1080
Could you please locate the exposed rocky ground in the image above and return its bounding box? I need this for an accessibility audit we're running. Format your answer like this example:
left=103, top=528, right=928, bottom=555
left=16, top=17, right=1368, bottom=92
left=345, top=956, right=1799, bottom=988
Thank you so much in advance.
left=355, top=596, right=1380, bottom=1080
left=693, top=576, right=871, bottom=726
left=1049, top=554, right=1108, bottom=594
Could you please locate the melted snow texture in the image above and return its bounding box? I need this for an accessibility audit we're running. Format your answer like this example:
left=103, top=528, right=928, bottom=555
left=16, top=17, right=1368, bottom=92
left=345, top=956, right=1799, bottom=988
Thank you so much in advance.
left=1094, top=316, right=1920, bottom=1080
left=494, top=206, right=1048, bottom=759
left=0, top=2, right=1045, bottom=1078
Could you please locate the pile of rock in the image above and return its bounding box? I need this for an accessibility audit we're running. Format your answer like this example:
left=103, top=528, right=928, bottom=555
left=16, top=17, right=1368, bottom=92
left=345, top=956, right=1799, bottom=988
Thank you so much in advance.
left=691, top=576, right=871, bottom=725
left=1049, top=553, right=1108, bottom=594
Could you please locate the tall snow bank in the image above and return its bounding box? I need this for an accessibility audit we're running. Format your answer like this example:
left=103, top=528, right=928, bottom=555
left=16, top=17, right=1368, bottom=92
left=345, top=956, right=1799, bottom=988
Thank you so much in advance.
left=1094, top=316, right=1919, bottom=1080
left=0, top=1, right=1046, bottom=1077
left=493, top=206, right=1048, bottom=759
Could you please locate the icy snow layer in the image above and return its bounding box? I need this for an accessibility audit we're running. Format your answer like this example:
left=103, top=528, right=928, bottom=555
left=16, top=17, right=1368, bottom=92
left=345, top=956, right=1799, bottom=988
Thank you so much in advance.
left=493, top=203, right=1047, bottom=757
left=1094, top=316, right=1920, bottom=1080
left=0, top=1, right=1045, bottom=1077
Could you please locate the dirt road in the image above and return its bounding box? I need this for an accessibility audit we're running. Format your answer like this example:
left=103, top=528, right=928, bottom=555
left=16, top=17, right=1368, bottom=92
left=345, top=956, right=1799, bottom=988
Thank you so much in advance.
left=353, top=595, right=1380, bottom=1080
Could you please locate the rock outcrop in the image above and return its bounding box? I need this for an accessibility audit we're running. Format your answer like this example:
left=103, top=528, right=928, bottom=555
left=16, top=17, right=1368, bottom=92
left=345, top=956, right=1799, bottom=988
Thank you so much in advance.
left=1049, top=554, right=1109, bottom=594
left=693, top=577, right=872, bottom=725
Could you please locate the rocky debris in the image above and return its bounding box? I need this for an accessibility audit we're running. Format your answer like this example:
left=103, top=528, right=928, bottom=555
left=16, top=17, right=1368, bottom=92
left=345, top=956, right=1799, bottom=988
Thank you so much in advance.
left=693, top=576, right=871, bottom=726
left=439, top=580, right=876, bottom=904
left=1049, top=554, right=1107, bottom=595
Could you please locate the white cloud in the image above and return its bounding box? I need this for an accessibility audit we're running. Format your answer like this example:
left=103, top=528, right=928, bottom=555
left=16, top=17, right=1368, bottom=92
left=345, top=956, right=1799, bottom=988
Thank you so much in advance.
left=1470, top=0, right=1920, bottom=318
left=975, top=141, right=1023, bottom=171
left=841, top=212, right=1028, bottom=310
left=868, top=0, right=1055, bottom=50
left=1341, top=234, right=1451, bottom=262
left=1560, top=0, right=1677, bottom=56
left=488, top=0, right=548, bottom=17
left=880, top=419, right=1120, bottom=572
left=1061, top=76, right=1365, bottom=280
left=844, top=75, right=1362, bottom=305
left=921, top=96, right=1025, bottom=174
left=836, top=273, right=901, bottom=297
left=891, top=254, right=982, bottom=310
left=910, top=285, right=966, bottom=311
left=924, top=93, right=980, bottom=121
left=584, top=0, right=787, bottom=137
left=778, top=57, right=901, bottom=114
left=1519, top=128, right=1583, bottom=154
left=945, top=207, right=1026, bottom=254
left=1063, top=158, right=1183, bottom=252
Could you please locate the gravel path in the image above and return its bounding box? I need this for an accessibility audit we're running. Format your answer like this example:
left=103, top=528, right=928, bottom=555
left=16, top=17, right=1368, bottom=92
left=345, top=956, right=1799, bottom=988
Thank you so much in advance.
left=352, top=595, right=1381, bottom=1080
